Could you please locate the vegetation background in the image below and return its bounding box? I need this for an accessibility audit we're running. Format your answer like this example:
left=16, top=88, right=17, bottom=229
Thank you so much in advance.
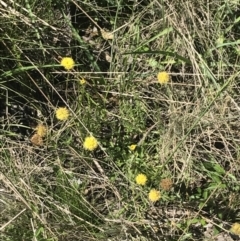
left=0, top=0, right=240, bottom=240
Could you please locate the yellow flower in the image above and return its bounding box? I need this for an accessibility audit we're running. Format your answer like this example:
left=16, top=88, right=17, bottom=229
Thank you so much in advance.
left=83, top=136, right=98, bottom=151
left=135, top=174, right=147, bottom=185
left=148, top=189, right=161, bottom=202
left=157, top=71, right=169, bottom=84
left=60, top=57, right=75, bottom=70
left=129, top=144, right=137, bottom=151
left=79, top=78, right=86, bottom=85
left=55, top=107, right=69, bottom=121
left=230, top=223, right=240, bottom=235
left=35, top=124, right=47, bottom=137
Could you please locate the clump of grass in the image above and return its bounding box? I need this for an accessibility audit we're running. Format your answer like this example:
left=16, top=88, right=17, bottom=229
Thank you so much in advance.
left=1, top=0, right=240, bottom=240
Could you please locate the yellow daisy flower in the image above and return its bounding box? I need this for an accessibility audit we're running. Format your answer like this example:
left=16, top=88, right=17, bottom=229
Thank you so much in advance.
left=60, top=57, right=75, bottom=70
left=230, top=223, right=240, bottom=235
left=83, top=136, right=98, bottom=151
left=35, top=123, right=47, bottom=137
left=129, top=144, right=137, bottom=151
left=148, top=189, right=161, bottom=202
left=157, top=71, right=170, bottom=84
left=135, top=174, right=147, bottom=186
left=55, top=107, right=69, bottom=121
left=79, top=78, right=86, bottom=85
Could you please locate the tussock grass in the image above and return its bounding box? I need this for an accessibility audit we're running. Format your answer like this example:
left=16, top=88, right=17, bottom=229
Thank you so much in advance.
left=1, top=0, right=240, bottom=240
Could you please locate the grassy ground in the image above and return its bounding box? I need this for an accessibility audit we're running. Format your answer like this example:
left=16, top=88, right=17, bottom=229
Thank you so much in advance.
left=1, top=0, right=240, bottom=240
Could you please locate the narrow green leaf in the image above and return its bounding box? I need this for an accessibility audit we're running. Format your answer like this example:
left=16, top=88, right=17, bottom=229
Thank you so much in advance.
left=132, top=27, right=173, bottom=52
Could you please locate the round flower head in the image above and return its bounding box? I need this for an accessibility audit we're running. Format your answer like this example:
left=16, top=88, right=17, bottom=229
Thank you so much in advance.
left=129, top=144, right=137, bottom=151
left=30, top=133, right=43, bottom=146
left=148, top=189, right=161, bottom=202
left=135, top=174, right=147, bottom=186
left=55, top=107, right=69, bottom=121
left=35, top=123, right=47, bottom=137
left=160, top=178, right=173, bottom=191
left=60, top=57, right=75, bottom=70
left=230, top=223, right=240, bottom=235
left=79, top=78, right=86, bottom=85
left=157, top=71, right=169, bottom=84
left=83, top=136, right=98, bottom=151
